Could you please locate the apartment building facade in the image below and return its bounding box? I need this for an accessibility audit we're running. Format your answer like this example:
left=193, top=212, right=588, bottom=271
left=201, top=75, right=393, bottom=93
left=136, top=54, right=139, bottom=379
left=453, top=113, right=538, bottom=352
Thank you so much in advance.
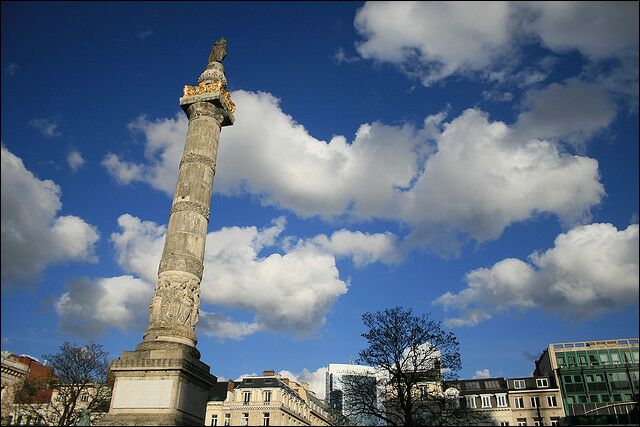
left=443, top=376, right=564, bottom=426
left=507, top=376, right=564, bottom=426
left=444, top=378, right=511, bottom=426
left=205, top=371, right=333, bottom=426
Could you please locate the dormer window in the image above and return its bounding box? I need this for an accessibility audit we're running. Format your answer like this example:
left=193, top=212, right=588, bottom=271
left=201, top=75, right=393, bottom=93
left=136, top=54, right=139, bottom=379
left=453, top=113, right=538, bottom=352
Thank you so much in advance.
left=536, top=378, right=548, bottom=388
left=513, top=379, right=526, bottom=389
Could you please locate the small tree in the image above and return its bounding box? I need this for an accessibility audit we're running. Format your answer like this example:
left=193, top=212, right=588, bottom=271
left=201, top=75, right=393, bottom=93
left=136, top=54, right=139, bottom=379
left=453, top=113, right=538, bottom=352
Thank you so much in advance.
left=15, top=341, right=112, bottom=426
left=341, top=307, right=492, bottom=426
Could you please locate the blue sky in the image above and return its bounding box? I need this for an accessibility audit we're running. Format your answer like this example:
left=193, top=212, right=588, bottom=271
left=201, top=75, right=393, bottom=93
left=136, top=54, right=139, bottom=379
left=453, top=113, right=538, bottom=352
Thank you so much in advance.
left=2, top=2, right=638, bottom=395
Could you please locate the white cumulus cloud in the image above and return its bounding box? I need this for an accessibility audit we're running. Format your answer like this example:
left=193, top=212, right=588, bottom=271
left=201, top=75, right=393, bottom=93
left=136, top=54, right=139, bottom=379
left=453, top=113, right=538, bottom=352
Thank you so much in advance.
left=355, top=1, right=512, bottom=84
left=402, top=108, right=604, bottom=252
left=103, top=91, right=605, bottom=254
left=522, top=2, right=638, bottom=61
left=198, top=312, right=263, bottom=342
left=56, top=214, right=397, bottom=338
left=67, top=150, right=85, bottom=172
left=1, top=145, right=99, bottom=288
left=514, top=78, right=616, bottom=149
left=353, top=2, right=638, bottom=86
left=55, top=275, right=152, bottom=337
left=279, top=367, right=328, bottom=399
left=435, top=223, right=639, bottom=326
left=473, top=369, right=492, bottom=379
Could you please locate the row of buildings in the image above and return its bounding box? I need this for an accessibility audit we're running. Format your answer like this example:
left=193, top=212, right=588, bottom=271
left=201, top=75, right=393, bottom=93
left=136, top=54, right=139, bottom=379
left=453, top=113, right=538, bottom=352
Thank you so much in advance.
left=2, top=338, right=638, bottom=426
left=323, top=338, right=639, bottom=426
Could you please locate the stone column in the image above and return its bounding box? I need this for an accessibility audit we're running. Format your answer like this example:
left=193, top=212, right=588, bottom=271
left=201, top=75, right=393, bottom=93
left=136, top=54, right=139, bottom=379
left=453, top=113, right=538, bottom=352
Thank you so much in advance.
left=139, top=60, right=234, bottom=356
left=99, top=39, right=234, bottom=426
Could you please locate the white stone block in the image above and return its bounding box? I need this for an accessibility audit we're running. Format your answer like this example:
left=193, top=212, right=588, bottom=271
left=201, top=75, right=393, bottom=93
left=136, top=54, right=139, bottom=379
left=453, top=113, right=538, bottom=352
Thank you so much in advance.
left=112, top=378, right=174, bottom=409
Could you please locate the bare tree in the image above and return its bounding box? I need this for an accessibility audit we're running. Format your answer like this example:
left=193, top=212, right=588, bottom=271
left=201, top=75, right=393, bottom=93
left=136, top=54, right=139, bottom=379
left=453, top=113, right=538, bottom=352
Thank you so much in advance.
left=15, top=342, right=112, bottom=426
left=340, top=307, right=492, bottom=426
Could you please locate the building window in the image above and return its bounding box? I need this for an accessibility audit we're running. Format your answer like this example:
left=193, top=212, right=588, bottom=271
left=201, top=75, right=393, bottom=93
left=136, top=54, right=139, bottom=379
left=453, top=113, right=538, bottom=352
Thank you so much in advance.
left=496, top=394, right=507, bottom=407
left=533, top=419, right=542, bottom=426
left=551, top=417, right=560, bottom=426
left=513, top=379, right=526, bottom=389
left=224, top=414, right=230, bottom=426
left=586, top=373, right=605, bottom=382
left=481, top=395, right=492, bottom=408
left=514, top=397, right=524, bottom=408
left=547, top=395, right=558, bottom=407
left=210, top=414, right=218, bottom=426
left=517, top=419, right=527, bottom=427
left=466, top=396, right=476, bottom=408
left=80, top=393, right=89, bottom=402
left=419, top=385, right=427, bottom=398
left=485, top=380, right=500, bottom=389
left=536, top=378, right=548, bottom=388
left=243, top=391, right=251, bottom=404
left=500, top=423, right=510, bottom=427
left=263, top=390, right=271, bottom=403
left=531, top=396, right=540, bottom=408
left=610, top=371, right=629, bottom=382
left=579, top=355, right=587, bottom=365
left=242, top=413, right=249, bottom=426
left=262, top=412, right=270, bottom=426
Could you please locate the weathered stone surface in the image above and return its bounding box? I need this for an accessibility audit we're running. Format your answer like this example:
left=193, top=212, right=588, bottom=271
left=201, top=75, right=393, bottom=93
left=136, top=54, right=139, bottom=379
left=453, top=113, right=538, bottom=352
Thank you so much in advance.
left=111, top=379, right=174, bottom=409
left=198, top=61, right=227, bottom=85
left=100, top=40, right=233, bottom=426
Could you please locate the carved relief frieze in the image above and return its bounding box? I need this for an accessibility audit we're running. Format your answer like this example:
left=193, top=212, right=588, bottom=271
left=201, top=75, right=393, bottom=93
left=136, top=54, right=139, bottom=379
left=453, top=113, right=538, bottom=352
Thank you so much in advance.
left=149, top=272, right=201, bottom=330
left=179, top=153, right=215, bottom=172
left=170, top=201, right=210, bottom=221
left=183, top=81, right=224, bottom=97
left=222, top=91, right=236, bottom=114
left=158, top=253, right=203, bottom=278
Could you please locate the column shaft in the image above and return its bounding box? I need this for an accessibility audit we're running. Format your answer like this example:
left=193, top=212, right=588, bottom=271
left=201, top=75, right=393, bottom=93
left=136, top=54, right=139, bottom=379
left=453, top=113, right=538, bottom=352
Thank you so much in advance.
left=143, top=102, right=223, bottom=347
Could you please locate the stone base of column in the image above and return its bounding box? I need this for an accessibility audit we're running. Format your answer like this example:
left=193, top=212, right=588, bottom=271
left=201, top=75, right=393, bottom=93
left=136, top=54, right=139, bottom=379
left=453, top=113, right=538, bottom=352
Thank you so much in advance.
left=98, top=347, right=215, bottom=426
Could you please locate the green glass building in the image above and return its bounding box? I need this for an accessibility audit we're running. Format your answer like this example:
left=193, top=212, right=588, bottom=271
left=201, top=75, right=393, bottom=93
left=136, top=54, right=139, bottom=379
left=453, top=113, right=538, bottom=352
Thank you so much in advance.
left=535, top=338, right=639, bottom=425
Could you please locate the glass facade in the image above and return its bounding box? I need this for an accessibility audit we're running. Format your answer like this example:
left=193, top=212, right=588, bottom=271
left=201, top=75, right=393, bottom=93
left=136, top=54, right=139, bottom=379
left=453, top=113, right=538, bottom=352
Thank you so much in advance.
left=552, top=343, right=639, bottom=418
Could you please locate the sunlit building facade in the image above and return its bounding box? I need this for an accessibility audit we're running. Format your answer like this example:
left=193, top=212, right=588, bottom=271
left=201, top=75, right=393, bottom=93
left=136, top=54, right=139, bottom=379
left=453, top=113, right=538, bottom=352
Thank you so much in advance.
left=535, top=338, right=639, bottom=425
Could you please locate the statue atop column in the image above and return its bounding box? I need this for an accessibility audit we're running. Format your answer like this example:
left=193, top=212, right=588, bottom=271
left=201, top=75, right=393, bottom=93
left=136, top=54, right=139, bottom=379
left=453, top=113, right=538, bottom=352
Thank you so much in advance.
left=208, top=38, right=227, bottom=63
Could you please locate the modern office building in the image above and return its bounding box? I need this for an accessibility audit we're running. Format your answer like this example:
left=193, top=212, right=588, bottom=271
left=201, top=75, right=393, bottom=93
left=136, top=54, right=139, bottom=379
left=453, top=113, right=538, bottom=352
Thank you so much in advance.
left=325, top=363, right=378, bottom=426
left=534, top=338, right=639, bottom=425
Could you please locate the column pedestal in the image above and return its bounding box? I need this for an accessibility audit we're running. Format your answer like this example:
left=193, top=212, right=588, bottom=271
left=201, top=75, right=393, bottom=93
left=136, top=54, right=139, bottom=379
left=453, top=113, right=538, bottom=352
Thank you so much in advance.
left=98, top=347, right=215, bottom=426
